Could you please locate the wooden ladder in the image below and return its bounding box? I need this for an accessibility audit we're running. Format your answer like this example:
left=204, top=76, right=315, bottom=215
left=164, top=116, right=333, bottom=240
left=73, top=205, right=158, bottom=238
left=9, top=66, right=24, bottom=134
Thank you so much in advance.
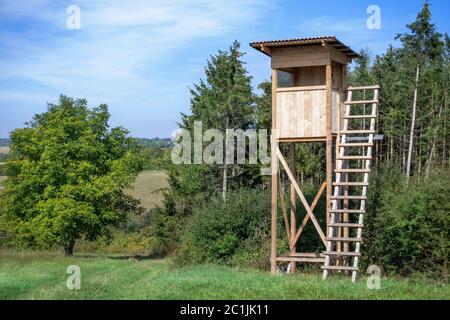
left=322, top=85, right=380, bottom=282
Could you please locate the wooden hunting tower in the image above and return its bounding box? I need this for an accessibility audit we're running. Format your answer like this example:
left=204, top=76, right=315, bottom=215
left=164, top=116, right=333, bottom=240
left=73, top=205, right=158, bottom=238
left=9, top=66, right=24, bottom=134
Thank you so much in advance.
left=250, top=36, right=380, bottom=282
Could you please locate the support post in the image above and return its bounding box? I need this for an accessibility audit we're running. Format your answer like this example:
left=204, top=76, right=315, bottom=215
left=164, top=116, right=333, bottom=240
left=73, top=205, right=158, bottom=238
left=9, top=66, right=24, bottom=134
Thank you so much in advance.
left=271, top=69, right=278, bottom=275
left=325, top=63, right=333, bottom=227
left=289, top=143, right=297, bottom=273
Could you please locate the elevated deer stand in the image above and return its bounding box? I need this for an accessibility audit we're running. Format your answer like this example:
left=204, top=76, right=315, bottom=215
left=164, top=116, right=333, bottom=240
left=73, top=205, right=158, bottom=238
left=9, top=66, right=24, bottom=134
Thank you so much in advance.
left=251, top=37, right=379, bottom=282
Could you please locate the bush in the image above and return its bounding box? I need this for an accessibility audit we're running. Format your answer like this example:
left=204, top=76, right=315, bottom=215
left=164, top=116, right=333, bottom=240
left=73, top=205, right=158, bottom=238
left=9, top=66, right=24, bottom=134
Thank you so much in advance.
left=363, top=167, right=450, bottom=278
left=0, top=163, right=7, bottom=176
left=75, top=208, right=179, bottom=257
left=175, top=188, right=271, bottom=267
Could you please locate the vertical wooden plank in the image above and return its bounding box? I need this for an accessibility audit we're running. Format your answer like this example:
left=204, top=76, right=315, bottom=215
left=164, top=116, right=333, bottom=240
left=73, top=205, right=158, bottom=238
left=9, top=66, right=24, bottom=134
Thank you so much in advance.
left=312, top=90, right=320, bottom=136
left=289, top=93, right=297, bottom=138
left=297, top=91, right=305, bottom=137
left=289, top=143, right=297, bottom=273
left=271, top=69, right=278, bottom=275
left=304, top=91, right=312, bottom=137
left=325, top=62, right=332, bottom=228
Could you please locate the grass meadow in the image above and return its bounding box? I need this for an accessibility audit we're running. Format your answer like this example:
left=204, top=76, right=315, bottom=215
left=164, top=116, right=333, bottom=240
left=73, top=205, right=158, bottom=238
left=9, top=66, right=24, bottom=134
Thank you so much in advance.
left=0, top=250, right=448, bottom=300
left=0, top=169, right=448, bottom=300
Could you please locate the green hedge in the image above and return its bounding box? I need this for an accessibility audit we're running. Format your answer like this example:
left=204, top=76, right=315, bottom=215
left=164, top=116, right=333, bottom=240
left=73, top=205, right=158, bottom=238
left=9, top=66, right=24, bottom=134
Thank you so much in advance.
left=174, top=188, right=272, bottom=267
left=363, top=167, right=450, bottom=278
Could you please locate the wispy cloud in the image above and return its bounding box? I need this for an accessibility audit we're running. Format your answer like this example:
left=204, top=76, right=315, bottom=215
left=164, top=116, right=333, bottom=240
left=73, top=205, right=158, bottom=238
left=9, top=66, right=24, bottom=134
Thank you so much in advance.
left=0, top=0, right=273, bottom=137
left=294, top=15, right=390, bottom=55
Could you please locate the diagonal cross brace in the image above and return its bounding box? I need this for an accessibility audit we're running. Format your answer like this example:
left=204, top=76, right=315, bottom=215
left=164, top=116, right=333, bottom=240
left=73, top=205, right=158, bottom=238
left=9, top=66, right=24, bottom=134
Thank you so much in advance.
left=276, top=147, right=327, bottom=246
left=290, top=181, right=327, bottom=250
left=278, top=178, right=291, bottom=242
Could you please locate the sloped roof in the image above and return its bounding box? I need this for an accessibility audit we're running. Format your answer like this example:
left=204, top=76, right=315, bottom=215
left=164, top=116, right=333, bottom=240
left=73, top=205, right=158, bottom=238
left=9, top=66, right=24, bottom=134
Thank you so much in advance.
left=250, top=36, right=360, bottom=59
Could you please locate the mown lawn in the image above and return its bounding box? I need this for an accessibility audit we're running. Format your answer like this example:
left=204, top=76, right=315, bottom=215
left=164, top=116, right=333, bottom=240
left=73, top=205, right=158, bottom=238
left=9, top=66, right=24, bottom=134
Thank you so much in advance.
left=0, top=250, right=448, bottom=300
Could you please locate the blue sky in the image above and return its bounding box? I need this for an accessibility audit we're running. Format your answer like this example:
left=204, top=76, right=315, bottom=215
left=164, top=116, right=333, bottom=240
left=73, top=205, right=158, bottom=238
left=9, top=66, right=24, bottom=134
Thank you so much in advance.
left=0, top=0, right=449, bottom=138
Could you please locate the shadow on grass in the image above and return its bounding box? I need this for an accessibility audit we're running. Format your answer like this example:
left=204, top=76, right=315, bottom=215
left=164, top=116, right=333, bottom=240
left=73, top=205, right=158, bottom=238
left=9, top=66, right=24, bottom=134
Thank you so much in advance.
left=74, top=253, right=158, bottom=261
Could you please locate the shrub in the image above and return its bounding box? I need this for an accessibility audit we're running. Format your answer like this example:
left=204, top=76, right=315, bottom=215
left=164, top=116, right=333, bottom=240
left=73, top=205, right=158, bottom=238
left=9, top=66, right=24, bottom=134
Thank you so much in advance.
left=175, top=188, right=271, bottom=266
left=0, top=163, right=7, bottom=176
left=363, top=167, right=450, bottom=278
left=75, top=209, right=178, bottom=257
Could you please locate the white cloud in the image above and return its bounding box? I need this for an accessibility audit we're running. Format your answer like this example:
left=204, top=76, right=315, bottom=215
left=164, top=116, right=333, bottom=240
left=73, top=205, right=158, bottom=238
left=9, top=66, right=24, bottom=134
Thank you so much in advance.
left=0, top=0, right=273, bottom=136
left=294, top=15, right=391, bottom=55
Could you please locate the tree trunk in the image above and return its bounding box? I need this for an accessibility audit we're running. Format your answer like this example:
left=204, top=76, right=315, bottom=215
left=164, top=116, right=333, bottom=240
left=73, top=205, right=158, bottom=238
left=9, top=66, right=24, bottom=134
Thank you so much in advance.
left=222, top=164, right=227, bottom=201
left=426, top=103, right=443, bottom=178
left=406, top=67, right=420, bottom=181
left=64, top=240, right=75, bottom=256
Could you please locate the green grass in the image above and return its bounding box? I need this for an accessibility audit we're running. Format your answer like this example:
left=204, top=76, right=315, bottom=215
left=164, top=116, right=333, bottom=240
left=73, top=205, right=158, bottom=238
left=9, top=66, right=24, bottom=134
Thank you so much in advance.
left=0, top=250, right=448, bottom=300
left=126, top=170, right=168, bottom=210
left=0, top=176, right=5, bottom=190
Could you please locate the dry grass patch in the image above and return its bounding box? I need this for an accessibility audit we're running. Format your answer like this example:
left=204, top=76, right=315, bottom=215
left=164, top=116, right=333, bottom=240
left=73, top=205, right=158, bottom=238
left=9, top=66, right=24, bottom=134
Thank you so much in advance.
left=127, top=170, right=169, bottom=210
left=0, top=146, right=10, bottom=154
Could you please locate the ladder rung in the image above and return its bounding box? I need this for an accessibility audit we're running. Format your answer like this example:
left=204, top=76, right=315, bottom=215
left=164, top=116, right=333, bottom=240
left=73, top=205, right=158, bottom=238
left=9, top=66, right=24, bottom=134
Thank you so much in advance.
left=326, top=237, right=363, bottom=242
left=321, top=265, right=359, bottom=271
left=336, top=156, right=372, bottom=160
left=340, top=130, right=375, bottom=134
left=347, top=85, right=380, bottom=91
left=333, top=182, right=369, bottom=186
left=331, top=195, right=367, bottom=200
left=335, top=169, right=371, bottom=173
left=344, top=100, right=378, bottom=105
left=323, top=251, right=361, bottom=257
left=330, top=209, right=365, bottom=214
left=342, top=115, right=377, bottom=119
left=328, top=223, right=364, bottom=228
left=339, top=143, right=373, bottom=147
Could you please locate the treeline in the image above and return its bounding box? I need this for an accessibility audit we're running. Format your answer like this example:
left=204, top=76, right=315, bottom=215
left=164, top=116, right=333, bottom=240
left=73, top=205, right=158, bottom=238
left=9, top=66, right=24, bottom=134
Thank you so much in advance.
left=0, top=139, right=9, bottom=147
left=134, top=137, right=172, bottom=148
left=352, top=3, right=449, bottom=177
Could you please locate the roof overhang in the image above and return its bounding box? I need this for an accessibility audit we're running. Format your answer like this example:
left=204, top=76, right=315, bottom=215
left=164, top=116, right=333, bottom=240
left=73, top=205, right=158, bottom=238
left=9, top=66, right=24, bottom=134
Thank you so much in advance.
left=249, top=36, right=360, bottom=60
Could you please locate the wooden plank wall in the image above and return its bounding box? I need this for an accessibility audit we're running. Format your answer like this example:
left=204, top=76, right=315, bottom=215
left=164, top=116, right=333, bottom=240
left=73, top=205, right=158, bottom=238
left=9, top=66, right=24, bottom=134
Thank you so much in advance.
left=276, top=88, right=327, bottom=138
left=275, top=88, right=343, bottom=138
left=271, top=45, right=329, bottom=68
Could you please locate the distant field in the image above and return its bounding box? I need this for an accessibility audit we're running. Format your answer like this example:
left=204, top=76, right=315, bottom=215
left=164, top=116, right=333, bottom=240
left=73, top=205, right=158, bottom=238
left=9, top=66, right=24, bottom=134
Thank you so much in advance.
left=0, top=250, right=448, bottom=300
left=0, top=146, right=10, bottom=154
left=127, top=170, right=169, bottom=210
left=0, top=169, right=169, bottom=200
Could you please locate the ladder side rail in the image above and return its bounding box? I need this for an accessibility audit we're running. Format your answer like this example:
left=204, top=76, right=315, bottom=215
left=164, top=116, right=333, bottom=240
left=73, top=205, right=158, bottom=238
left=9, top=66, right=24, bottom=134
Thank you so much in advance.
left=351, top=89, right=378, bottom=282
left=323, top=90, right=352, bottom=279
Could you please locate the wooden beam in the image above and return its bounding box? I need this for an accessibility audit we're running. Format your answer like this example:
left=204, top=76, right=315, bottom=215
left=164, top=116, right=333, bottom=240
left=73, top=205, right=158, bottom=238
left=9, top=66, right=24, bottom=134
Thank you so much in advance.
left=276, top=257, right=325, bottom=263
left=289, top=143, right=297, bottom=273
left=276, top=147, right=327, bottom=245
left=270, top=69, right=278, bottom=275
left=260, top=44, right=272, bottom=56
left=278, top=177, right=291, bottom=242
left=277, top=137, right=327, bottom=143
left=276, top=85, right=326, bottom=92
left=322, top=40, right=351, bottom=65
left=325, top=62, right=333, bottom=228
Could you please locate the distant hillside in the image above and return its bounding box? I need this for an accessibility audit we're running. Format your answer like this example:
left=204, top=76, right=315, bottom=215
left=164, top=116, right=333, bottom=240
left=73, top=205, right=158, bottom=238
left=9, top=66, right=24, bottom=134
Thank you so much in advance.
left=0, top=137, right=172, bottom=148
left=0, top=138, right=10, bottom=147
left=135, top=137, right=172, bottom=148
